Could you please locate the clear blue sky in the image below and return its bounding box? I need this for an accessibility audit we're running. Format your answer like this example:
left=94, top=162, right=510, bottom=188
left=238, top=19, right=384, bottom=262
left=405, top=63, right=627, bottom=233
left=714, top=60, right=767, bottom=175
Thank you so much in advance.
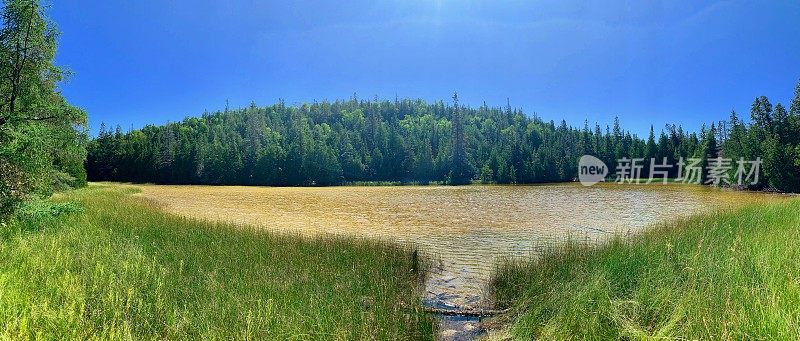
left=50, top=0, right=800, bottom=137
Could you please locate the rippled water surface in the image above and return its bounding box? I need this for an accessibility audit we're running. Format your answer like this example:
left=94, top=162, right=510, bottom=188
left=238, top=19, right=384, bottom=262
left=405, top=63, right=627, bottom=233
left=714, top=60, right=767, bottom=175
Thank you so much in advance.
left=137, top=183, right=775, bottom=312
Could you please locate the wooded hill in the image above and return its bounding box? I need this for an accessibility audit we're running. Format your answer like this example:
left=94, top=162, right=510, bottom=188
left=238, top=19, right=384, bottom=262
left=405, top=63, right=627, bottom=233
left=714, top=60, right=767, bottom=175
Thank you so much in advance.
left=86, top=82, right=800, bottom=192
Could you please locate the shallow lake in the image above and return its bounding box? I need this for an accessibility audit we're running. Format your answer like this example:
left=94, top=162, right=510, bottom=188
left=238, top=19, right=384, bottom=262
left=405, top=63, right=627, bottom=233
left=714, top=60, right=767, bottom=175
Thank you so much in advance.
left=137, top=183, right=776, bottom=312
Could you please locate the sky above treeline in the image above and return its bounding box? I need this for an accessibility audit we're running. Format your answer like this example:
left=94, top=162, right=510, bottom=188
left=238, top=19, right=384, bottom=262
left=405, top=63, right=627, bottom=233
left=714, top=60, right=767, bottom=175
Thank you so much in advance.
left=51, top=0, right=800, bottom=137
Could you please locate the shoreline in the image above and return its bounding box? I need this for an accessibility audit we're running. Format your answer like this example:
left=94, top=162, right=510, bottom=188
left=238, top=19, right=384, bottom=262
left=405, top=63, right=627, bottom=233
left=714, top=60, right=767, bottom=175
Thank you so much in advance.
left=488, top=197, right=800, bottom=339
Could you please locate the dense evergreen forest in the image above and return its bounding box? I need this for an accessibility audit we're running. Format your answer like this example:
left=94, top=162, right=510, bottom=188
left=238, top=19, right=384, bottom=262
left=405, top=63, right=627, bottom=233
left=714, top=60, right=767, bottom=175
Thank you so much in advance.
left=87, top=81, right=800, bottom=192
left=1, top=0, right=88, bottom=220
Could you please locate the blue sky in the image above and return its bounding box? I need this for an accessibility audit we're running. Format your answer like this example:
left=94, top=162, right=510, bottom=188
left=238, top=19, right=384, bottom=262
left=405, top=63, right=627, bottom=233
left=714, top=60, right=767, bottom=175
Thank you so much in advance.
left=51, top=0, right=800, bottom=137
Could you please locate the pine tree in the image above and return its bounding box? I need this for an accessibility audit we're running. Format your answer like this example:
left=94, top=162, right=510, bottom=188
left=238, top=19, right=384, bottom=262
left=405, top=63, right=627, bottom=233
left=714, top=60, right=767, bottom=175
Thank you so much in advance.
left=645, top=125, right=657, bottom=176
left=763, top=104, right=796, bottom=190
left=724, top=110, right=748, bottom=182
left=696, top=124, right=719, bottom=184
left=415, top=139, right=435, bottom=184
left=450, top=92, right=471, bottom=184
left=750, top=96, right=773, bottom=135
left=790, top=81, right=800, bottom=191
left=790, top=81, right=800, bottom=136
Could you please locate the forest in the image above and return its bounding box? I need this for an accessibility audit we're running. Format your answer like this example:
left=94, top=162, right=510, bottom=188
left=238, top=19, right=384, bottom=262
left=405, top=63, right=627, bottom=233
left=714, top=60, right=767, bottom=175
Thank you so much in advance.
left=86, top=83, right=800, bottom=192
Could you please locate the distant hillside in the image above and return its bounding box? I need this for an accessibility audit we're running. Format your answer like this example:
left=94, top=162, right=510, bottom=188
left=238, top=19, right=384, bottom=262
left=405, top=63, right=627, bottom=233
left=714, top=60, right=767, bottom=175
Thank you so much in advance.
left=86, top=91, right=800, bottom=191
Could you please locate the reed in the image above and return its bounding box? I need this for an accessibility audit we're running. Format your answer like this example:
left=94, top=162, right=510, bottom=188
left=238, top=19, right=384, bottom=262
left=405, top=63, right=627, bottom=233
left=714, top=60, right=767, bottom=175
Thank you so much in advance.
left=491, top=198, right=800, bottom=340
left=0, top=184, right=434, bottom=340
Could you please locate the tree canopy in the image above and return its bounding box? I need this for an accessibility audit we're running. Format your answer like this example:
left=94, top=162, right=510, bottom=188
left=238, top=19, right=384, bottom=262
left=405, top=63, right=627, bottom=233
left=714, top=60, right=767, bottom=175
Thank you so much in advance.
left=86, top=79, right=800, bottom=193
left=86, top=96, right=705, bottom=187
left=0, top=0, right=87, bottom=219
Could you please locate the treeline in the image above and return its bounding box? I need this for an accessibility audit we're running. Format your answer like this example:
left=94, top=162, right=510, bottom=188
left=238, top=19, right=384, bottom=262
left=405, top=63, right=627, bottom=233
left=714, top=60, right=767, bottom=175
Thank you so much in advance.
left=1, top=0, right=88, bottom=220
left=77, top=99, right=699, bottom=185
left=86, top=87, right=800, bottom=192
left=723, top=89, right=800, bottom=192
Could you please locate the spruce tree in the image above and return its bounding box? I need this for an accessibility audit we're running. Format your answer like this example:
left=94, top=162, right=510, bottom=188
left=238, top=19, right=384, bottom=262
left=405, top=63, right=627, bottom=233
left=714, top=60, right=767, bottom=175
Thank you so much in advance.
left=450, top=92, right=471, bottom=184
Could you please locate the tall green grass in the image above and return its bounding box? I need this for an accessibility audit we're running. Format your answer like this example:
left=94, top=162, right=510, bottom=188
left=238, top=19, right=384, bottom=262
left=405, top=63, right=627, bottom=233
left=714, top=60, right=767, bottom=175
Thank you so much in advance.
left=0, top=185, right=434, bottom=340
left=492, top=198, right=800, bottom=340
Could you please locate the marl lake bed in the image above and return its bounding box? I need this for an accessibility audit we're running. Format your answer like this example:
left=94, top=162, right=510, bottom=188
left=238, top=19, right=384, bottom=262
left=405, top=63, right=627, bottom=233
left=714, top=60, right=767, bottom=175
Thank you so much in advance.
left=135, top=183, right=782, bottom=314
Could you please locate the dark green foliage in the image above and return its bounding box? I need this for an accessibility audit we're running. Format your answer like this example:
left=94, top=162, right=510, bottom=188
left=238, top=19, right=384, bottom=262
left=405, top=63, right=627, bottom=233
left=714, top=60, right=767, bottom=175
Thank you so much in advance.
left=449, top=92, right=472, bottom=184
left=85, top=79, right=800, bottom=192
left=695, top=123, right=719, bottom=184
left=87, top=98, right=711, bottom=187
left=15, top=199, right=81, bottom=222
left=81, top=81, right=799, bottom=194
left=720, top=83, right=800, bottom=192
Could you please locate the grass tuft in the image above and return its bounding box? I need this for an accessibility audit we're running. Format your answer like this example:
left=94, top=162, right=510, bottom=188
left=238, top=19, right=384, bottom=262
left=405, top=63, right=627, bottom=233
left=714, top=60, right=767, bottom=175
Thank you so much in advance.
left=0, top=185, right=434, bottom=340
left=491, top=198, right=800, bottom=340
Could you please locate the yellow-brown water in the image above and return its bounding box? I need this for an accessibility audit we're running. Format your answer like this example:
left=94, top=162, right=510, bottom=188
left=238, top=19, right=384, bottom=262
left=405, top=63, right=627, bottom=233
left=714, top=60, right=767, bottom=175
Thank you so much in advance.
left=136, top=183, right=777, bottom=312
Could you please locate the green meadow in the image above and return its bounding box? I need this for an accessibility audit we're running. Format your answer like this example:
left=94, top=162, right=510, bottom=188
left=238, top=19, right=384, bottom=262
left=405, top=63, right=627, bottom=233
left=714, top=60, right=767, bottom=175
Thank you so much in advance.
left=491, top=197, right=800, bottom=340
left=0, top=185, right=433, bottom=340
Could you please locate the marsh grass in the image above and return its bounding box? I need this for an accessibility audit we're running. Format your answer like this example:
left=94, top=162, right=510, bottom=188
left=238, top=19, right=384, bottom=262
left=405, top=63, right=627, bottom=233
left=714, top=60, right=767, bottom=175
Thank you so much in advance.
left=491, top=198, right=800, bottom=340
left=0, top=184, right=434, bottom=340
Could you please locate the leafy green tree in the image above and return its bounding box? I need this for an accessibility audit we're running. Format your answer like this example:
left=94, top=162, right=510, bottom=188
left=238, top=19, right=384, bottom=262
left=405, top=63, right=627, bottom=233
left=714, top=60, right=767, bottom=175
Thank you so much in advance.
left=0, top=0, right=87, bottom=219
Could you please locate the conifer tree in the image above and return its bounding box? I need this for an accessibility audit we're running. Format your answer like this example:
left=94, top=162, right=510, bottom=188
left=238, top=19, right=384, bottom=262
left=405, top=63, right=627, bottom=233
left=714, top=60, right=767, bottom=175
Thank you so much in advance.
left=450, top=92, right=471, bottom=184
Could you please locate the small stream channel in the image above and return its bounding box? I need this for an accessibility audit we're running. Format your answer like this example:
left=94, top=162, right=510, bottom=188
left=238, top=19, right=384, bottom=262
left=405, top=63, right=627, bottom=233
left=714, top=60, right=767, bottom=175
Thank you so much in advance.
left=424, top=260, right=489, bottom=340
